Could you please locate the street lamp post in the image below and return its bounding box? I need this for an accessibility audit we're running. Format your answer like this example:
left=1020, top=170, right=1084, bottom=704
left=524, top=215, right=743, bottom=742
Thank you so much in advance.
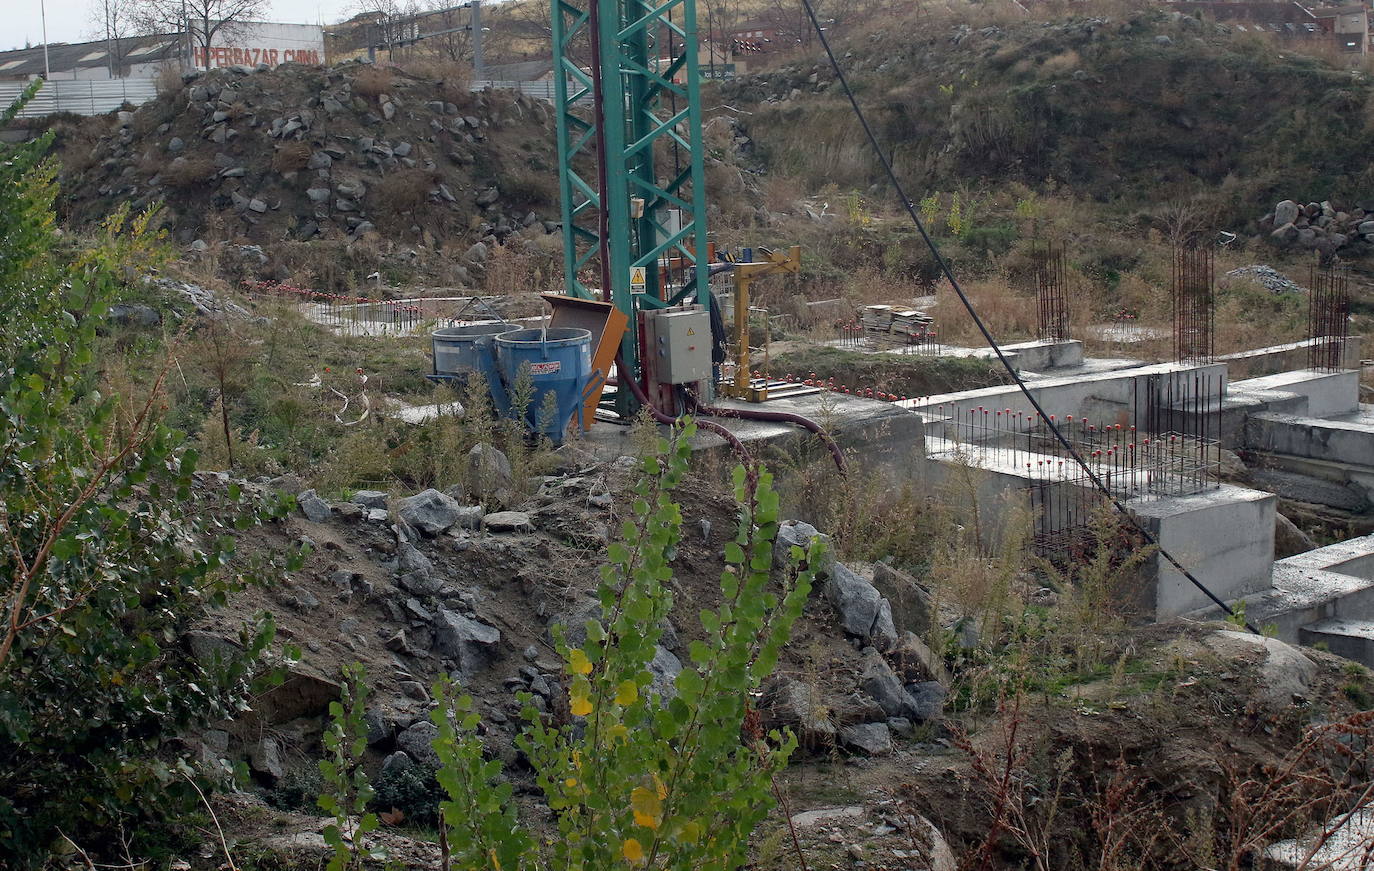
left=40, top=0, right=51, bottom=79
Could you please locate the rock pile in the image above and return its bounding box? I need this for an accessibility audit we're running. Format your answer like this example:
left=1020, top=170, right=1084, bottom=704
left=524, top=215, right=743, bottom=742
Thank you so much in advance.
left=1260, top=199, right=1374, bottom=256
left=1223, top=264, right=1305, bottom=295
left=186, top=447, right=952, bottom=791
left=56, top=61, right=561, bottom=281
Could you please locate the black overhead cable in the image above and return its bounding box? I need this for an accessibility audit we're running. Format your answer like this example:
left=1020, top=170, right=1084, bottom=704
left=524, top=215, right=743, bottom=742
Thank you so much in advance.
left=794, top=0, right=1259, bottom=634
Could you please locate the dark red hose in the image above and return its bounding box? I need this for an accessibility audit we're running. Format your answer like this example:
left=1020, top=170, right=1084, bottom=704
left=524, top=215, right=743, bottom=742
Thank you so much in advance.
left=614, top=354, right=754, bottom=467
left=688, top=395, right=847, bottom=475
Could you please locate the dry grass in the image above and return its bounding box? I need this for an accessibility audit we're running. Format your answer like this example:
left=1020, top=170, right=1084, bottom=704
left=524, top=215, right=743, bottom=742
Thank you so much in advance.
left=352, top=66, right=394, bottom=100
left=405, top=57, right=474, bottom=107
left=373, top=168, right=438, bottom=216
left=499, top=164, right=561, bottom=208
left=927, top=277, right=1040, bottom=346
left=162, top=156, right=217, bottom=188
left=480, top=235, right=562, bottom=295
left=271, top=141, right=313, bottom=173
left=153, top=63, right=183, bottom=97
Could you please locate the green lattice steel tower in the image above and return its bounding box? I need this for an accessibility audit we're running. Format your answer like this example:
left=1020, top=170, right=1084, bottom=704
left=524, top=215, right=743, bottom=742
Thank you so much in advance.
left=551, top=0, right=712, bottom=411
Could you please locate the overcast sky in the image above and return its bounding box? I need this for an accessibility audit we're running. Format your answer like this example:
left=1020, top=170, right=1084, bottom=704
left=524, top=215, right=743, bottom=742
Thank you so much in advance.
left=2, top=0, right=362, bottom=52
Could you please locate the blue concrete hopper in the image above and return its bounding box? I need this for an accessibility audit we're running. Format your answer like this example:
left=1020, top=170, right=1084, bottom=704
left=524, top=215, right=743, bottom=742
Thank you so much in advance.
left=431, top=323, right=519, bottom=379
left=477, top=327, right=599, bottom=444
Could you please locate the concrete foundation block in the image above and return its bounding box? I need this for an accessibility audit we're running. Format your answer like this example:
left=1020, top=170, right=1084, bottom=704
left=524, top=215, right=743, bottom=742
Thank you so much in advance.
left=1130, top=485, right=1276, bottom=619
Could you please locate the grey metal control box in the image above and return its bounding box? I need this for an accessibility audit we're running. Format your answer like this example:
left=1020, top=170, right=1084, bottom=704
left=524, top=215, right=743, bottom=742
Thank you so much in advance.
left=647, top=307, right=711, bottom=385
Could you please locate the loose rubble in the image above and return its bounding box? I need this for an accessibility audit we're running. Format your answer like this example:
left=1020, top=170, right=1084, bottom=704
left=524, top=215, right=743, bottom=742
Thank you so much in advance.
left=1259, top=198, right=1374, bottom=257
left=1224, top=264, right=1305, bottom=294
left=56, top=61, right=563, bottom=289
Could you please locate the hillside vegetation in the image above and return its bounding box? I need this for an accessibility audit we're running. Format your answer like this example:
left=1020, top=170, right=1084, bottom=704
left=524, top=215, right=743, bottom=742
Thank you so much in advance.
left=723, top=9, right=1374, bottom=225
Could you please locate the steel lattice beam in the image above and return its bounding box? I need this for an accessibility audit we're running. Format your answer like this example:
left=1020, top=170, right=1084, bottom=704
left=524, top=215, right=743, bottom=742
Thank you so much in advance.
left=552, top=0, right=711, bottom=406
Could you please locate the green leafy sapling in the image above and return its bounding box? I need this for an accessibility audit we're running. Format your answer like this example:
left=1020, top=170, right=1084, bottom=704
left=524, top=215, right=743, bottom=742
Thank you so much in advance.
left=407, top=420, right=822, bottom=869
left=319, top=662, right=383, bottom=871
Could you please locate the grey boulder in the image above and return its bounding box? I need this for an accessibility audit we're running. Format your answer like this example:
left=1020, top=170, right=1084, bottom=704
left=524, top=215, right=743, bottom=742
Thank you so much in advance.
left=396, top=721, right=441, bottom=768
left=774, top=519, right=836, bottom=578
left=297, top=489, right=332, bottom=523
left=396, top=542, right=443, bottom=595
left=433, top=609, right=501, bottom=676
left=398, top=488, right=465, bottom=536
left=826, top=564, right=898, bottom=649
left=839, top=722, right=892, bottom=756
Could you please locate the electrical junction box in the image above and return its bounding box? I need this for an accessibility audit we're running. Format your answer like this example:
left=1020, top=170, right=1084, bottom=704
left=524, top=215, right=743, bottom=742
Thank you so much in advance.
left=646, top=306, right=711, bottom=385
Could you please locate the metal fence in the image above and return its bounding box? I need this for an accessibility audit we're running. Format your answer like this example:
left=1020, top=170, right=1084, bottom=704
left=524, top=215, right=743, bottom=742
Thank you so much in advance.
left=0, top=79, right=160, bottom=117
left=471, top=79, right=589, bottom=104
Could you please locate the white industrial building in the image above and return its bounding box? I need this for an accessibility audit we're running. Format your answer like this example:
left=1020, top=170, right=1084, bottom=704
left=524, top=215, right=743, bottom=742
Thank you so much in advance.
left=0, top=21, right=324, bottom=82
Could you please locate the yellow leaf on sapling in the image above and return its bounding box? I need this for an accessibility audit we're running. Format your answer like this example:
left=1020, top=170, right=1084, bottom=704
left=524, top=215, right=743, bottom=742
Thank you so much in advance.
left=631, top=785, right=663, bottom=829
left=568, top=648, right=592, bottom=675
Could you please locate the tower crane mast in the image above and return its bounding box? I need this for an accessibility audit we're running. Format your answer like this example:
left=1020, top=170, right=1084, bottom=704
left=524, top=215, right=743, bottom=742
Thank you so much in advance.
left=550, top=0, right=713, bottom=414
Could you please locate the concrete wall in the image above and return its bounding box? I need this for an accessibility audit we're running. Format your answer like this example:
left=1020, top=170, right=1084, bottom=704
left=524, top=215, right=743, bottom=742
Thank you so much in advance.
left=903, top=361, right=1227, bottom=434
left=922, top=441, right=1277, bottom=620
left=1225, top=535, right=1374, bottom=645
left=991, top=339, right=1083, bottom=372
left=1229, top=369, right=1359, bottom=418
left=1245, top=413, right=1374, bottom=468
left=1218, top=336, right=1362, bottom=379
left=192, top=22, right=324, bottom=70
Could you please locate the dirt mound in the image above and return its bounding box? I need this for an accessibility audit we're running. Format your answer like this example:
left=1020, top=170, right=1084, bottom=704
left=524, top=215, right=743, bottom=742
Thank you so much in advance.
left=51, top=61, right=561, bottom=284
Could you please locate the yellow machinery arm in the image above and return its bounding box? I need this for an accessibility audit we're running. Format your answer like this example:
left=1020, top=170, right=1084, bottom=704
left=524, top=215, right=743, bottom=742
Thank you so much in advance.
left=720, top=246, right=802, bottom=402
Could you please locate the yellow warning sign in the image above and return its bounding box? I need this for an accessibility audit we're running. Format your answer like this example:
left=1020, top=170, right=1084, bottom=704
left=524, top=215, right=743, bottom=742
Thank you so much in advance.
left=629, top=266, right=647, bottom=292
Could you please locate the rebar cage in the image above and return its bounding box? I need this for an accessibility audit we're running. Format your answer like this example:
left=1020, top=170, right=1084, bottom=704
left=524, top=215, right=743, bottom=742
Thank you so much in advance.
left=1034, top=241, right=1069, bottom=342
left=1172, top=245, right=1215, bottom=364
left=1308, top=264, right=1351, bottom=373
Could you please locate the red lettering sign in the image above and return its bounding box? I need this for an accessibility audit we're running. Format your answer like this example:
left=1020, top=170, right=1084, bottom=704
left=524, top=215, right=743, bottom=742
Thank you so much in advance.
left=191, top=45, right=319, bottom=69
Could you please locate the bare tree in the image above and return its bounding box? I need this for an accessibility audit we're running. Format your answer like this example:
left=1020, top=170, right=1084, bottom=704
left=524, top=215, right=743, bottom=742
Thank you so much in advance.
left=347, top=0, right=418, bottom=59
left=133, top=0, right=269, bottom=70
left=497, top=0, right=552, bottom=49
left=86, top=0, right=141, bottom=77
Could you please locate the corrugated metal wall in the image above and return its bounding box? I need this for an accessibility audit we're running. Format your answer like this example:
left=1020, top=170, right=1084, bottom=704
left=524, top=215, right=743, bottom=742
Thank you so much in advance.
left=0, top=79, right=160, bottom=117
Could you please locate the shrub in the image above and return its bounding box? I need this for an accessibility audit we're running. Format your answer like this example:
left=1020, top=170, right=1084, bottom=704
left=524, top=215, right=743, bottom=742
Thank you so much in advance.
left=0, top=82, right=288, bottom=869
left=352, top=66, right=394, bottom=100
left=500, top=164, right=560, bottom=207
left=372, top=762, right=444, bottom=828
left=374, top=167, right=438, bottom=216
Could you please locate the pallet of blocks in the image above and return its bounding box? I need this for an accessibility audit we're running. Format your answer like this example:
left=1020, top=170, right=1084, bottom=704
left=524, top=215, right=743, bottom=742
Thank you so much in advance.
left=891, top=308, right=933, bottom=337
left=861, top=304, right=894, bottom=334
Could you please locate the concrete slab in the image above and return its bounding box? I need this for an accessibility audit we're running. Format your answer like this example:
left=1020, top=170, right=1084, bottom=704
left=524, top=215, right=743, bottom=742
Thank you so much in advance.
left=1246, top=411, right=1374, bottom=468
left=1083, top=323, right=1169, bottom=343
left=821, top=339, right=1082, bottom=373
left=1218, top=335, right=1362, bottom=379
left=994, top=339, right=1084, bottom=370
left=1020, top=357, right=1150, bottom=380
left=1206, top=534, right=1374, bottom=646
left=580, top=391, right=925, bottom=484
left=1299, top=618, right=1374, bottom=665
left=1264, top=809, right=1374, bottom=870
left=901, top=361, right=1228, bottom=433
